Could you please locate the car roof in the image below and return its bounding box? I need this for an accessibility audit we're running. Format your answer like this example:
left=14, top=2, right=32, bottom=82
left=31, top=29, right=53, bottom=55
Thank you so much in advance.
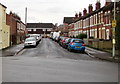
left=71, top=38, right=83, bottom=40
left=72, top=38, right=82, bottom=40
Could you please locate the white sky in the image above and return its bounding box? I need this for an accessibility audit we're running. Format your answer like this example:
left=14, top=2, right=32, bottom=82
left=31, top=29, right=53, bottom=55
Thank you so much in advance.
left=0, top=0, right=114, bottom=25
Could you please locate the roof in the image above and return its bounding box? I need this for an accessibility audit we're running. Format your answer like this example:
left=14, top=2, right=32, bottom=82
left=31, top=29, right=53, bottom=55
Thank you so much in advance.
left=0, top=3, right=7, bottom=8
left=27, top=23, right=54, bottom=28
left=75, top=1, right=120, bottom=22
left=63, top=17, right=74, bottom=24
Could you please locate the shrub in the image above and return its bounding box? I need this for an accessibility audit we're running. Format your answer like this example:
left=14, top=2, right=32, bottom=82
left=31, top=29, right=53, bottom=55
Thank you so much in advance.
left=76, top=36, right=78, bottom=38
left=78, top=33, right=87, bottom=39
left=89, top=36, right=94, bottom=39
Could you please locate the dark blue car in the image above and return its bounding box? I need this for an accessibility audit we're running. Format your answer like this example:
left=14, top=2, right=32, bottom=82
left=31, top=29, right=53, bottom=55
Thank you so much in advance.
left=68, top=38, right=85, bottom=52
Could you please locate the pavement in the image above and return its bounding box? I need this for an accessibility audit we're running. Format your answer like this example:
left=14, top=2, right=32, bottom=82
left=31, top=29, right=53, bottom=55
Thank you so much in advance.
left=85, top=47, right=119, bottom=63
left=1, top=43, right=24, bottom=57
left=1, top=42, right=119, bottom=62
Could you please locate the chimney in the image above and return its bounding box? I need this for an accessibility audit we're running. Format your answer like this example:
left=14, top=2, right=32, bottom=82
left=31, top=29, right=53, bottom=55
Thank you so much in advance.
left=105, top=0, right=112, bottom=6
left=96, top=0, right=101, bottom=10
left=83, top=8, right=87, bottom=16
left=10, top=11, right=12, bottom=15
left=75, top=13, right=78, bottom=18
left=79, top=12, right=82, bottom=17
left=88, top=4, right=93, bottom=13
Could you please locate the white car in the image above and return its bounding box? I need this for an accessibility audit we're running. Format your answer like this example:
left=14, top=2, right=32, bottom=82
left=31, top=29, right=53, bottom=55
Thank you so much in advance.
left=29, top=34, right=41, bottom=43
left=24, top=37, right=37, bottom=47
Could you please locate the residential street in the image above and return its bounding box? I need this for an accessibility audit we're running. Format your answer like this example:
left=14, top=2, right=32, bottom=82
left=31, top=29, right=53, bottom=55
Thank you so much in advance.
left=2, top=38, right=118, bottom=82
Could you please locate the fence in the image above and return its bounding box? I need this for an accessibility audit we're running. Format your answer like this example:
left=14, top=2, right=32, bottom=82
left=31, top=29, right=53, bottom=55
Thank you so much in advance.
left=83, top=39, right=112, bottom=49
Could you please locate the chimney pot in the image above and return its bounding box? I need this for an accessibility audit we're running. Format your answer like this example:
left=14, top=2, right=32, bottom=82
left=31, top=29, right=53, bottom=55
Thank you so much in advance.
left=88, top=4, right=93, bottom=13
left=83, top=8, right=87, bottom=16
left=79, top=12, right=82, bottom=17
left=96, top=1, right=101, bottom=10
left=75, top=13, right=78, bottom=18
left=105, top=0, right=112, bottom=6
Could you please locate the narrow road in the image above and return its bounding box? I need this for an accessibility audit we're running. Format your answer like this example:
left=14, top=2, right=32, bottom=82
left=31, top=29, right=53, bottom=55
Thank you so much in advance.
left=18, top=38, right=96, bottom=61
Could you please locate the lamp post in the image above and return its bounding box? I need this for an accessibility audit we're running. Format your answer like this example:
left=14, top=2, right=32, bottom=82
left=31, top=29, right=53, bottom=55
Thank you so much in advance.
left=112, top=0, right=116, bottom=58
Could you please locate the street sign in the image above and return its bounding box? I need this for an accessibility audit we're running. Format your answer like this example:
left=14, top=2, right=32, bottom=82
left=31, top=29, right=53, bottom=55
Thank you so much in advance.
left=112, top=39, right=116, bottom=44
left=112, top=20, right=117, bottom=28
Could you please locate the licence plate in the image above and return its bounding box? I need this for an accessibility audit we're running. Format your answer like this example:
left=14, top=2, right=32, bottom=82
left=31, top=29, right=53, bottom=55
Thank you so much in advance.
left=76, top=46, right=80, bottom=48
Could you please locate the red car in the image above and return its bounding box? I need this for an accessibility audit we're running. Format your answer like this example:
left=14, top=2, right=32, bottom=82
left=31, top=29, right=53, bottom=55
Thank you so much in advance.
left=59, top=37, right=68, bottom=46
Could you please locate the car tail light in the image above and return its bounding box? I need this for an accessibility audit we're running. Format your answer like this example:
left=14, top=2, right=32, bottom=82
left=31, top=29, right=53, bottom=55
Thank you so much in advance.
left=71, top=42, right=74, bottom=45
left=82, top=44, right=86, bottom=46
left=62, top=40, right=65, bottom=42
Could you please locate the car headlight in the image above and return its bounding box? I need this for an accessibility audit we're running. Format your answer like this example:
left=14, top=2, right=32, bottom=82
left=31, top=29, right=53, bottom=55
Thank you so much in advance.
left=33, top=42, right=36, bottom=44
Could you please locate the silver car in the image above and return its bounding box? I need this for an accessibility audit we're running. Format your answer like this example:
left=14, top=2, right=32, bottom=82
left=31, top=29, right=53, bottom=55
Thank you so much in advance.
left=24, top=37, right=37, bottom=47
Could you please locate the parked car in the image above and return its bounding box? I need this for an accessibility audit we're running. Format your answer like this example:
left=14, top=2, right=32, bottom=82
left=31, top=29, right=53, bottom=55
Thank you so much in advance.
left=59, top=37, right=68, bottom=46
left=52, top=32, right=60, bottom=41
left=56, top=36, right=62, bottom=43
left=29, top=34, right=42, bottom=43
left=62, top=38, right=72, bottom=49
left=49, top=32, right=53, bottom=39
left=67, top=38, right=85, bottom=52
left=24, top=37, right=37, bottom=47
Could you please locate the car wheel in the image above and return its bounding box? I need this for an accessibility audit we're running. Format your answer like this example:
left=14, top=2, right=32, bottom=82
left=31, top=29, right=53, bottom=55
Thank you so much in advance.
left=80, top=50, right=85, bottom=53
left=68, top=47, right=72, bottom=52
left=69, top=49, right=72, bottom=52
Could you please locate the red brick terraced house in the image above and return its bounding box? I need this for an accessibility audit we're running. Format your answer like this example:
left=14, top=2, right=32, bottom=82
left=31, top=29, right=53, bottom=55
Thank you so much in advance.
left=6, top=12, right=27, bottom=45
left=69, top=0, right=120, bottom=40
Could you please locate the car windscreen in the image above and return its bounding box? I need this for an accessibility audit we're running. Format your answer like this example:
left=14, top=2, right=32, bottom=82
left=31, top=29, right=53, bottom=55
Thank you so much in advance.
left=25, top=38, right=36, bottom=41
left=73, top=40, right=84, bottom=43
left=65, top=38, right=71, bottom=42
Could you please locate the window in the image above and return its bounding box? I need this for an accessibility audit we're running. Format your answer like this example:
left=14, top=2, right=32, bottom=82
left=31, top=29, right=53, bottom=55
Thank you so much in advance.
left=27, top=29, right=31, bottom=31
left=99, top=28, right=102, bottom=39
left=83, top=20, right=85, bottom=28
left=33, top=29, right=36, bottom=31
left=17, top=23, right=20, bottom=30
left=101, top=12, right=103, bottom=23
left=98, top=12, right=101, bottom=23
left=95, top=29, right=97, bottom=38
left=96, top=14, right=97, bottom=24
left=47, top=29, right=51, bottom=31
left=102, top=28, right=105, bottom=39
left=90, top=17, right=92, bottom=26
left=94, top=15, right=96, bottom=24
left=106, top=29, right=109, bottom=39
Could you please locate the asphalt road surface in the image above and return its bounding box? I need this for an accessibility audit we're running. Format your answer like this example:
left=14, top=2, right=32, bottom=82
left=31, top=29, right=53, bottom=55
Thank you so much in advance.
left=17, top=38, right=96, bottom=60
left=2, top=38, right=118, bottom=82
